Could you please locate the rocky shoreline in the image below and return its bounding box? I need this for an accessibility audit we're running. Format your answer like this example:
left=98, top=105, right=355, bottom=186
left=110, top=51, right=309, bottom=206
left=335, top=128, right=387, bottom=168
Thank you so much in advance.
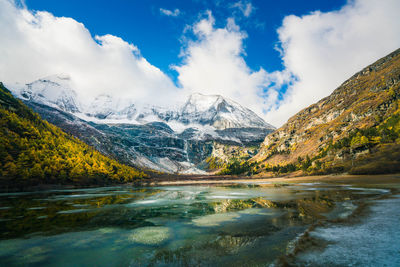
left=148, top=173, right=400, bottom=186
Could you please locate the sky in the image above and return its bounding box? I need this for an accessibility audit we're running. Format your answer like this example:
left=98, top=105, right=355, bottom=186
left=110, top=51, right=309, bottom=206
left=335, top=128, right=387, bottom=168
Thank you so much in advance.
left=1, top=0, right=400, bottom=127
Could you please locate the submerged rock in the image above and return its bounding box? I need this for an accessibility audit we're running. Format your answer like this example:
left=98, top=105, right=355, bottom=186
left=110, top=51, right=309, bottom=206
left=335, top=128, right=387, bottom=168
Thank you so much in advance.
left=20, top=246, right=50, bottom=264
left=129, top=226, right=172, bottom=245
left=192, top=212, right=240, bottom=227
left=238, top=208, right=275, bottom=216
left=214, top=235, right=256, bottom=253
left=98, top=227, right=117, bottom=234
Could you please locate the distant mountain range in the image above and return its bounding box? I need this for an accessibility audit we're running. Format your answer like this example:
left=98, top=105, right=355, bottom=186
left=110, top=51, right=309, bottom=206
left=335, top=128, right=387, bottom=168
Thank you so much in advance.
left=9, top=75, right=275, bottom=173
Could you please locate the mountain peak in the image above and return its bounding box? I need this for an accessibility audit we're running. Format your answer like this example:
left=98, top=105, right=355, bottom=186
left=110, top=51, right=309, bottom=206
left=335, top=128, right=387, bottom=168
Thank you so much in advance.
left=36, top=74, right=72, bottom=88
left=11, top=73, right=81, bottom=113
left=180, top=92, right=274, bottom=130
left=184, top=93, right=225, bottom=113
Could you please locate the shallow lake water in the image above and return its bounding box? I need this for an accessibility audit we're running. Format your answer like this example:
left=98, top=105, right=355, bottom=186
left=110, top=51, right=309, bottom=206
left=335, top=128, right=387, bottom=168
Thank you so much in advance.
left=0, top=182, right=391, bottom=266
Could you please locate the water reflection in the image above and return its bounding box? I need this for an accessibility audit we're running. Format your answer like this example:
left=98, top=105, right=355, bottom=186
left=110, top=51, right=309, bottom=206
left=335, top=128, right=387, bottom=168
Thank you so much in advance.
left=0, top=183, right=387, bottom=266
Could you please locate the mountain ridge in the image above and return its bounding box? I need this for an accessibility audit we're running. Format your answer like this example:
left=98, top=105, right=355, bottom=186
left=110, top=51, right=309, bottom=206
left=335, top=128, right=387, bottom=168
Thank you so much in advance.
left=9, top=77, right=274, bottom=173
left=10, top=76, right=274, bottom=131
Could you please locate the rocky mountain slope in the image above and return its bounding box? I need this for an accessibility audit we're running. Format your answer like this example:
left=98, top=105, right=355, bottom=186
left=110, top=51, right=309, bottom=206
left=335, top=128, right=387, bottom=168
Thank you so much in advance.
left=9, top=76, right=274, bottom=173
left=250, top=48, right=400, bottom=175
left=0, top=83, right=146, bottom=188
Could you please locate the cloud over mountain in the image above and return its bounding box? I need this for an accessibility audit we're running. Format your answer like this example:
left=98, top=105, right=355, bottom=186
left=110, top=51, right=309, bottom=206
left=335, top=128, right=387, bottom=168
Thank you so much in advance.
left=0, top=0, right=179, bottom=106
left=174, top=12, right=273, bottom=122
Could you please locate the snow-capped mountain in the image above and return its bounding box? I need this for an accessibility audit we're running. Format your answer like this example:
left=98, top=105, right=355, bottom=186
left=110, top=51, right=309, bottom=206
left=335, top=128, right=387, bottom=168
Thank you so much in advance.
left=169, top=93, right=273, bottom=130
left=11, top=75, right=274, bottom=131
left=12, top=74, right=81, bottom=113
left=79, top=93, right=273, bottom=133
left=10, top=75, right=275, bottom=173
left=85, top=94, right=138, bottom=121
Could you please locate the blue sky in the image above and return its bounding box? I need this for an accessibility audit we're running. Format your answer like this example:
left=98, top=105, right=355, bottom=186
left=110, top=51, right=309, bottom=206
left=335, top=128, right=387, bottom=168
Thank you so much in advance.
left=2, top=0, right=400, bottom=126
left=25, top=0, right=347, bottom=82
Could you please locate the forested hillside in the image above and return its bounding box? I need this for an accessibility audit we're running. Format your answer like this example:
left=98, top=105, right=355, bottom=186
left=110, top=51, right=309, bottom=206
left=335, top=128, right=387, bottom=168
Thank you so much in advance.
left=0, top=83, right=146, bottom=187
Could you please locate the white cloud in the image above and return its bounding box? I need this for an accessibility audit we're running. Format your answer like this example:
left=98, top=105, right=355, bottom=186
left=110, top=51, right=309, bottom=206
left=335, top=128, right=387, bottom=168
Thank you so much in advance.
left=174, top=12, right=273, bottom=120
left=0, top=0, right=179, bottom=105
left=265, top=0, right=400, bottom=126
left=231, top=1, right=253, bottom=17
left=160, top=8, right=180, bottom=17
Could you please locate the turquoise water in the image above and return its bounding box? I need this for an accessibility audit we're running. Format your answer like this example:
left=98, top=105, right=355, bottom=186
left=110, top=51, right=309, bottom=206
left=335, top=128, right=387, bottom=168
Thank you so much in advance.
left=0, top=183, right=388, bottom=266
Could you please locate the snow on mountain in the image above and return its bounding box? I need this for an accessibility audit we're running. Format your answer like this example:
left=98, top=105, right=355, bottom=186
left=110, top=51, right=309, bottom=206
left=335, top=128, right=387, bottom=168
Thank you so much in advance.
left=174, top=93, right=274, bottom=130
left=9, top=74, right=81, bottom=113
left=84, top=94, right=138, bottom=120
left=77, top=92, right=275, bottom=132
left=9, top=75, right=276, bottom=174
left=10, top=75, right=274, bottom=132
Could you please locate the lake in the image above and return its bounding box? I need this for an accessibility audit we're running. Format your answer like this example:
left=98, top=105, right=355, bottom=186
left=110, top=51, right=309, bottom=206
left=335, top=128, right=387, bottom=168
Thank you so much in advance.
left=0, top=181, right=395, bottom=266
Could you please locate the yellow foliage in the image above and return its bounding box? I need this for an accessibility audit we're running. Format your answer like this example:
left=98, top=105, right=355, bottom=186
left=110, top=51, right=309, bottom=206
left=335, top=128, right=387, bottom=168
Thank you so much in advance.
left=0, top=84, right=147, bottom=184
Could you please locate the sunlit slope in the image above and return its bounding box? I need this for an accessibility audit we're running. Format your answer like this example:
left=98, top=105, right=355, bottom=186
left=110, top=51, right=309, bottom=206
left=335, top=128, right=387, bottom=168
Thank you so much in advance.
left=0, top=83, right=146, bottom=186
left=218, top=48, right=400, bottom=176
left=252, top=48, right=400, bottom=175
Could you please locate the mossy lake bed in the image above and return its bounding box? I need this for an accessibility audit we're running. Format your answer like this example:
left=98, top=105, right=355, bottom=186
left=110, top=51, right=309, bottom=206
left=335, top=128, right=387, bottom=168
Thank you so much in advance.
left=0, top=175, right=399, bottom=266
